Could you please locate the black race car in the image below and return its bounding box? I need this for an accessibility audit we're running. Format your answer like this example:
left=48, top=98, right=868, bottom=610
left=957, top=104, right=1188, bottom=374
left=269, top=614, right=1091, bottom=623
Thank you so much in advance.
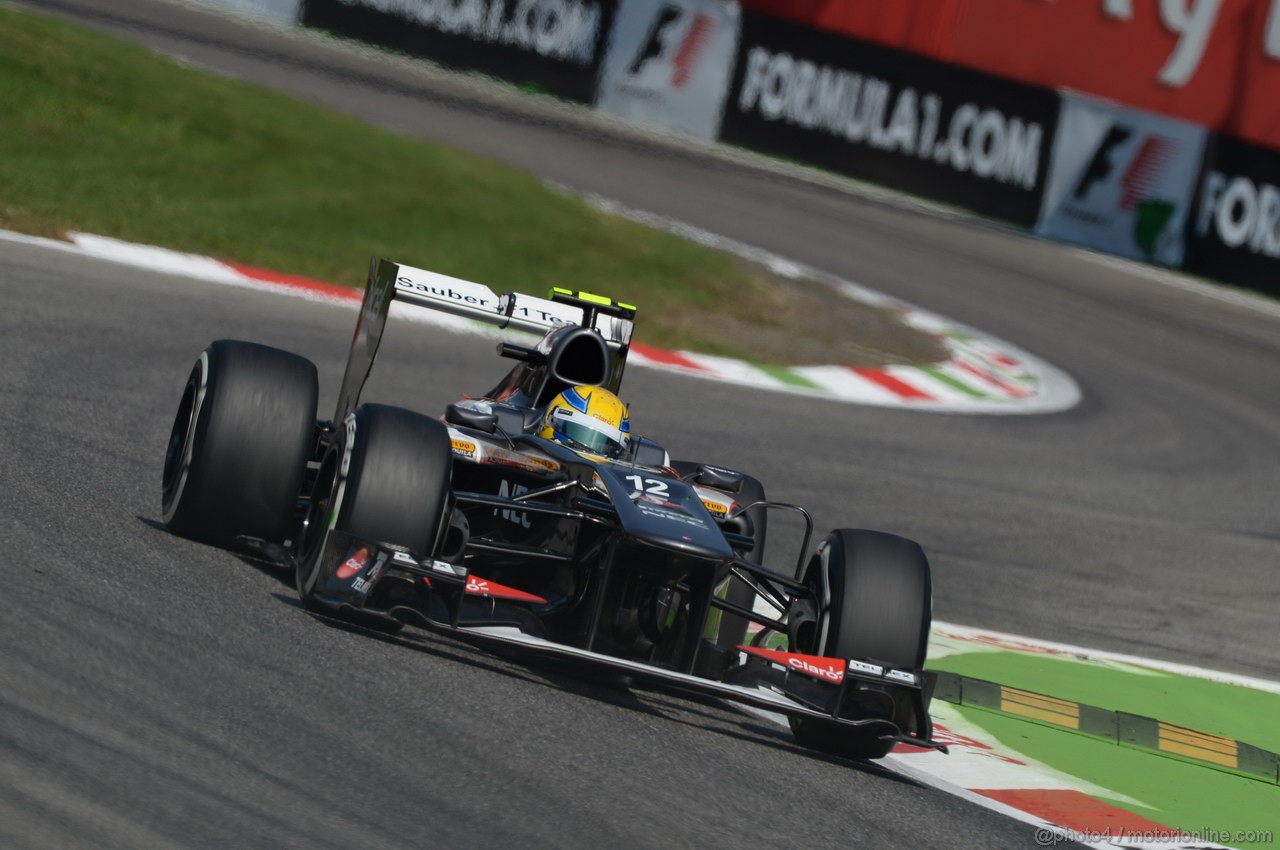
left=161, top=258, right=946, bottom=760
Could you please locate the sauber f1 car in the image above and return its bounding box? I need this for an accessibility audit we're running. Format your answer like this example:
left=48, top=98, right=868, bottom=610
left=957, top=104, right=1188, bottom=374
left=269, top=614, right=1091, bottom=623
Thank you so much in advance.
left=161, top=259, right=946, bottom=760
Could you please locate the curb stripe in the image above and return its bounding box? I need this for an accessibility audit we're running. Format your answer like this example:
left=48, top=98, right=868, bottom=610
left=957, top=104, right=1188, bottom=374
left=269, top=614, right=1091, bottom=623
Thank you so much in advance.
left=885, top=364, right=981, bottom=403
left=679, top=352, right=792, bottom=389
left=975, top=789, right=1192, bottom=837
left=792, top=365, right=912, bottom=402
left=223, top=261, right=360, bottom=301
left=922, top=364, right=991, bottom=398
left=2, top=226, right=1082, bottom=413
left=849, top=366, right=935, bottom=400
left=954, top=357, right=1032, bottom=398
left=755, top=363, right=824, bottom=390
left=628, top=342, right=707, bottom=372
left=921, top=363, right=988, bottom=399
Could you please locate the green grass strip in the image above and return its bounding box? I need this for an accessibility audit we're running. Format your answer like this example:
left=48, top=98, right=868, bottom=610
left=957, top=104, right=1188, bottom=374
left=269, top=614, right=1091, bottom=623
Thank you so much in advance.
left=0, top=6, right=797, bottom=359
left=952, top=704, right=1280, bottom=848
left=921, top=365, right=990, bottom=398
left=754, top=364, right=825, bottom=390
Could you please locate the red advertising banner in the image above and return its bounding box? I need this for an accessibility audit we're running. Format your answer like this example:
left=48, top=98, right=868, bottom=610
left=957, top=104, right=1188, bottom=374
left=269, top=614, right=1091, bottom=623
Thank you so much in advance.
left=739, top=0, right=1280, bottom=150
left=1230, top=0, right=1280, bottom=147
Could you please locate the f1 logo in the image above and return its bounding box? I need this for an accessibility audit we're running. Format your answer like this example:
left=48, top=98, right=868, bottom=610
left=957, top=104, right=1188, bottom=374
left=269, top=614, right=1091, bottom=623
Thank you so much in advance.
left=627, top=4, right=682, bottom=75
left=1073, top=126, right=1132, bottom=199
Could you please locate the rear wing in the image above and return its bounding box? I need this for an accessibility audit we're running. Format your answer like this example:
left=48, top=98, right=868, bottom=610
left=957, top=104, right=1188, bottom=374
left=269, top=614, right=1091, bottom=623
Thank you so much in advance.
left=334, top=258, right=636, bottom=424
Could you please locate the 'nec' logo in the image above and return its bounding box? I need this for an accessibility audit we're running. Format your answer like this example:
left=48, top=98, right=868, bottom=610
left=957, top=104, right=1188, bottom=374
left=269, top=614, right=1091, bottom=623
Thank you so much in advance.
left=496, top=479, right=531, bottom=528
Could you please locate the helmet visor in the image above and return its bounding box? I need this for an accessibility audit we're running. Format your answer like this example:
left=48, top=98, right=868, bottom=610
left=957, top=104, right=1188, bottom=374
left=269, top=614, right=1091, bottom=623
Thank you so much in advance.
left=551, top=408, right=627, bottom=458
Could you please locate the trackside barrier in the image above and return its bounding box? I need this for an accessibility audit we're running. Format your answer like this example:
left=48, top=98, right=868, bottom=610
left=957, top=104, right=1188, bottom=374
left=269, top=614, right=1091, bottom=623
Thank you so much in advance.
left=719, top=10, right=1060, bottom=227
left=594, top=0, right=739, bottom=139
left=1186, top=133, right=1280, bottom=298
left=196, top=0, right=1280, bottom=298
left=738, top=0, right=1280, bottom=153
left=932, top=671, right=1280, bottom=785
left=1035, top=92, right=1209, bottom=268
left=297, top=0, right=619, bottom=104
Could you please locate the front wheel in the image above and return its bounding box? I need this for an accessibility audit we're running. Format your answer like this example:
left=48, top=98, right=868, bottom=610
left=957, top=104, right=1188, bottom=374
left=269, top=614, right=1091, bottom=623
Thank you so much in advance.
left=788, top=529, right=931, bottom=760
left=296, top=403, right=453, bottom=615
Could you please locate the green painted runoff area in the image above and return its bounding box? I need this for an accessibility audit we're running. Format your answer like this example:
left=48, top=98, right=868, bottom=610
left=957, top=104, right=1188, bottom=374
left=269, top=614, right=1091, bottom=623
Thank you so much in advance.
left=954, top=705, right=1280, bottom=849
left=930, top=651, right=1280, bottom=753
left=0, top=5, right=900, bottom=363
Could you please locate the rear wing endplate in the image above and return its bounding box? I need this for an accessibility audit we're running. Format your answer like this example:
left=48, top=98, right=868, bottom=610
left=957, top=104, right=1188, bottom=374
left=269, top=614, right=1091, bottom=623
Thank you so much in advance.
left=334, top=259, right=636, bottom=424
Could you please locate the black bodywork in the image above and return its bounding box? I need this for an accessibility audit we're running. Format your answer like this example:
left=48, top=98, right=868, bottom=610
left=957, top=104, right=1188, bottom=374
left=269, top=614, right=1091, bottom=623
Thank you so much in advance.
left=250, top=260, right=945, bottom=755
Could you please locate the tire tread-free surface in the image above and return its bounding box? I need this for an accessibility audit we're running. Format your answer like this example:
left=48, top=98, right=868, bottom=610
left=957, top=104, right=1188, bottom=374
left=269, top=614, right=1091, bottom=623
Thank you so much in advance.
left=162, top=338, right=317, bottom=547
left=789, top=529, right=931, bottom=760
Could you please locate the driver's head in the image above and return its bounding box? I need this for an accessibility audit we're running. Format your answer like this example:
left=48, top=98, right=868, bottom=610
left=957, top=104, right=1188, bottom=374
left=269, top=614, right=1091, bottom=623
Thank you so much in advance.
left=540, top=385, right=630, bottom=459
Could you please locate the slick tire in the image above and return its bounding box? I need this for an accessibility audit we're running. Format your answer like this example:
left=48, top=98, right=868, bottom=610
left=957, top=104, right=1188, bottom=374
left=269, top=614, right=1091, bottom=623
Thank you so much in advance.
left=162, top=339, right=318, bottom=550
left=788, top=529, right=931, bottom=760
left=296, top=404, right=452, bottom=614
left=671, top=461, right=767, bottom=652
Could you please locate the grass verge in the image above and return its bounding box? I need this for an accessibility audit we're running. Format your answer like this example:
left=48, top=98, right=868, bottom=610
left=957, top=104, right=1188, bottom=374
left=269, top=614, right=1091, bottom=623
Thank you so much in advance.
left=0, top=4, right=942, bottom=365
left=950, top=703, right=1280, bottom=848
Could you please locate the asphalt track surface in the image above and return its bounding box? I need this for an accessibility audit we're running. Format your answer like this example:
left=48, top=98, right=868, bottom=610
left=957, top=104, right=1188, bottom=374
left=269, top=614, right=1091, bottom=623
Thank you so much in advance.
left=1, top=0, right=1277, bottom=847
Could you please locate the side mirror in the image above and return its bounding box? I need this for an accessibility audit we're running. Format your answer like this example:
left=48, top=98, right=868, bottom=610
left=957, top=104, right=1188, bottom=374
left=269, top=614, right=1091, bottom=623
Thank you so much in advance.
left=695, top=464, right=744, bottom=493
left=497, top=342, right=546, bottom=365
left=445, top=403, right=498, bottom=434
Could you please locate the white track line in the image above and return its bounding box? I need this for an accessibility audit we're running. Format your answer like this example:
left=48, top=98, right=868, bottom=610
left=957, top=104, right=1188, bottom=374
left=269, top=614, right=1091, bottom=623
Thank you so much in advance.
left=932, top=621, right=1280, bottom=695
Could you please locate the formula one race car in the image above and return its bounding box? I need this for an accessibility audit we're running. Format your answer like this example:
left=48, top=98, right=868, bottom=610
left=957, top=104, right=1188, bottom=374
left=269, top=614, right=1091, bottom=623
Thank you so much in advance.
left=161, top=259, right=945, bottom=760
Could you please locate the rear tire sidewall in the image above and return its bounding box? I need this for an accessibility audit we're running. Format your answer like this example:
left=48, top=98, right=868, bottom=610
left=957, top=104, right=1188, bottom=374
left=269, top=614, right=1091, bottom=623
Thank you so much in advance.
left=162, top=340, right=318, bottom=549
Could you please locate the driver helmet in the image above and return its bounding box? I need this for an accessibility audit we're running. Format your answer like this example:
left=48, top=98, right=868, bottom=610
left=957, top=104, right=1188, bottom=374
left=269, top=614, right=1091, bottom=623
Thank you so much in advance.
left=540, top=385, right=630, bottom=459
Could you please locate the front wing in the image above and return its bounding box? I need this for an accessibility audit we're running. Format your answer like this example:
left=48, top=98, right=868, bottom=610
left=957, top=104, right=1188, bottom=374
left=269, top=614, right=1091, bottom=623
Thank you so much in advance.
left=305, top=531, right=947, bottom=754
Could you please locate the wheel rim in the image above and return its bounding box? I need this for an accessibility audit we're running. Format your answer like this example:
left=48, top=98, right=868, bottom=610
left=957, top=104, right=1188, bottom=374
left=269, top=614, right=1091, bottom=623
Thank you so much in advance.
left=161, top=356, right=207, bottom=522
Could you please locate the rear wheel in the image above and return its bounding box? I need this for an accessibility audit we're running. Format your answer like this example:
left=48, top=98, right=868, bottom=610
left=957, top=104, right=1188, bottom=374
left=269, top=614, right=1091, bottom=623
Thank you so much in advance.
left=162, top=340, right=318, bottom=549
left=788, top=529, right=931, bottom=759
left=296, top=404, right=452, bottom=614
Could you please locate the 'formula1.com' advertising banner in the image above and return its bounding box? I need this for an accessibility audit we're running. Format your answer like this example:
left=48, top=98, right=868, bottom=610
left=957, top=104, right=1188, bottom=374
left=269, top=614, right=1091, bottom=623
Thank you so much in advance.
left=1036, top=93, right=1208, bottom=267
left=719, top=12, right=1060, bottom=226
left=1185, top=134, right=1280, bottom=297
left=299, top=0, right=617, bottom=103
left=595, top=0, right=740, bottom=140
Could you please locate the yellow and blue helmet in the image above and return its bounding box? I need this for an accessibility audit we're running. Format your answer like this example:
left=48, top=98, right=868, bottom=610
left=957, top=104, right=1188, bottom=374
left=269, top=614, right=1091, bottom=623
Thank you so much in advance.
left=540, top=385, right=630, bottom=459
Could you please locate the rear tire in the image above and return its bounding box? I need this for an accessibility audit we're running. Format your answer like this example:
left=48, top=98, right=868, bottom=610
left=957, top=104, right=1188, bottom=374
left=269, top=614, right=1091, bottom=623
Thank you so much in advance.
left=162, top=340, right=318, bottom=549
left=296, top=404, right=452, bottom=613
left=788, top=529, right=931, bottom=760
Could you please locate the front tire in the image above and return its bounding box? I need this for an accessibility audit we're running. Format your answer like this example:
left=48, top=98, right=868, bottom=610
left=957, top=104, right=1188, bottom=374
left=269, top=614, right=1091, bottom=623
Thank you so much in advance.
left=788, top=529, right=931, bottom=760
left=296, top=404, right=452, bottom=613
left=162, top=340, right=318, bottom=549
